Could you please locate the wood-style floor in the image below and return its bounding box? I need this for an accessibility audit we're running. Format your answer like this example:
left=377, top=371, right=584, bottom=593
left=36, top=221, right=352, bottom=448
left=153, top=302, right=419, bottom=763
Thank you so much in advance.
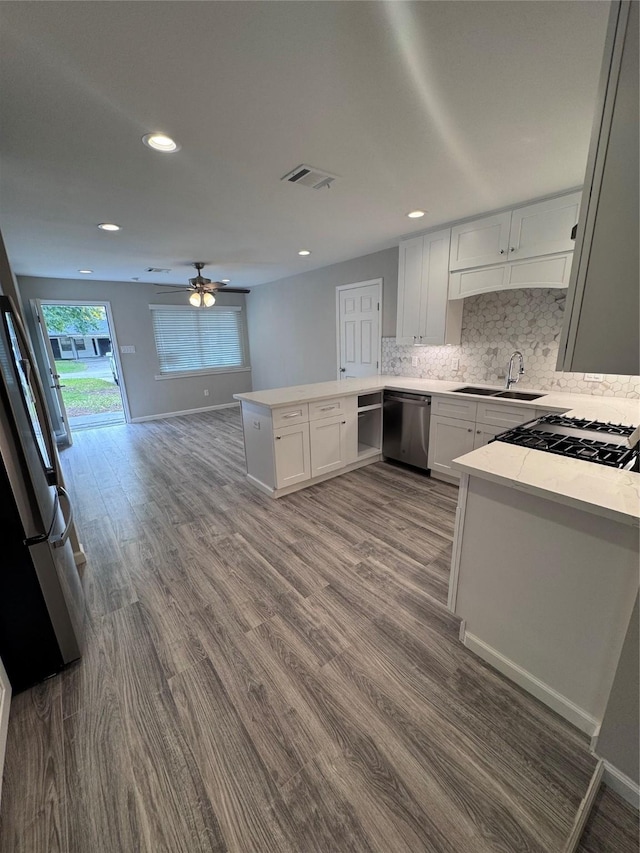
left=0, top=408, right=636, bottom=852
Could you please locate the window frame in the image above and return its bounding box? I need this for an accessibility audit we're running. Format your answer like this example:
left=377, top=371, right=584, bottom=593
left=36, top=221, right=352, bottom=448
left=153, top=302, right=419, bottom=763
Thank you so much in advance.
left=149, top=303, right=251, bottom=381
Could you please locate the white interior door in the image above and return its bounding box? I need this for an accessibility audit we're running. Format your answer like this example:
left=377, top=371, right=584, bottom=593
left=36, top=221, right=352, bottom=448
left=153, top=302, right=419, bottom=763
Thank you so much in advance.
left=337, top=280, right=381, bottom=380
left=31, top=300, right=72, bottom=446
left=0, top=656, right=11, bottom=806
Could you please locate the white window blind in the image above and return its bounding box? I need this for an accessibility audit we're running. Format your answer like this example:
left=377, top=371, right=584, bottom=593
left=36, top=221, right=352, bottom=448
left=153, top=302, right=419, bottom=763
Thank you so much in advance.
left=150, top=305, right=249, bottom=376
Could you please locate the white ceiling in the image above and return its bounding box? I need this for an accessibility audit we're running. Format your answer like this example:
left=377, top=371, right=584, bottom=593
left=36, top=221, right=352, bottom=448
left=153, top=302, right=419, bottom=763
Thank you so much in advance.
left=0, top=1, right=609, bottom=288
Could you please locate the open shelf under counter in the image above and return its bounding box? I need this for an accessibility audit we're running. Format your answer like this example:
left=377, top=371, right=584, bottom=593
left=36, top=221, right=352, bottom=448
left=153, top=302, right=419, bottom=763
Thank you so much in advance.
left=357, top=391, right=382, bottom=410
left=358, top=442, right=381, bottom=459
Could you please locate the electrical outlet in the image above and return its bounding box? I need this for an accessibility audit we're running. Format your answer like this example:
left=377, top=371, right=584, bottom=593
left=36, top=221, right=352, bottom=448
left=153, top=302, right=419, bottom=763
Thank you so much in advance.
left=411, top=356, right=419, bottom=367
left=584, top=373, right=604, bottom=382
left=451, top=358, right=459, bottom=371
left=203, top=389, right=209, bottom=397
left=253, top=420, right=260, bottom=430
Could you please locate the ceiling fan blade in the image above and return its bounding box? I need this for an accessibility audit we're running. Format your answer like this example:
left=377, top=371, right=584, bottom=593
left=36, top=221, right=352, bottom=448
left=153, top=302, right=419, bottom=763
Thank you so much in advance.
left=153, top=287, right=192, bottom=293
left=217, top=287, right=251, bottom=294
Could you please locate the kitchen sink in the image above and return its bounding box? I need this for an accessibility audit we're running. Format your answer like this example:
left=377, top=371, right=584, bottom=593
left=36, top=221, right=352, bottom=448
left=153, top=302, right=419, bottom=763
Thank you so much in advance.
left=494, top=390, right=544, bottom=401
left=452, top=386, right=501, bottom=396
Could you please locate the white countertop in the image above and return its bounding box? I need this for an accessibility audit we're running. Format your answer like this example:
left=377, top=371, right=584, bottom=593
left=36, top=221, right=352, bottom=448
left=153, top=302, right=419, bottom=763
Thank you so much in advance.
left=235, top=376, right=640, bottom=526
left=235, top=375, right=568, bottom=410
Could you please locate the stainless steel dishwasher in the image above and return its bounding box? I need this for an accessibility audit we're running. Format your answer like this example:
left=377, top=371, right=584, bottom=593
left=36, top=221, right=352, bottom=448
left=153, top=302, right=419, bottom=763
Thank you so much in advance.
left=382, top=390, right=431, bottom=471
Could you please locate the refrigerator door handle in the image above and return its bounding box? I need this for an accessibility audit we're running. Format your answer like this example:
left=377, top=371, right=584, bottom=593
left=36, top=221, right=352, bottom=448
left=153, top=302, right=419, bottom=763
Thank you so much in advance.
left=51, top=487, right=74, bottom=549
left=8, top=300, right=58, bottom=484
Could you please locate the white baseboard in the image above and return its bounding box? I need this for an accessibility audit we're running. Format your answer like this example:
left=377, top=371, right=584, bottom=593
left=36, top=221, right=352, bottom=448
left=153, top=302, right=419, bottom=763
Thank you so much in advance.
left=563, top=759, right=605, bottom=853
left=131, top=401, right=239, bottom=423
left=462, top=631, right=600, bottom=736
left=0, top=658, right=11, bottom=808
left=245, top=454, right=383, bottom=499
left=600, top=760, right=640, bottom=811
left=73, top=544, right=87, bottom=569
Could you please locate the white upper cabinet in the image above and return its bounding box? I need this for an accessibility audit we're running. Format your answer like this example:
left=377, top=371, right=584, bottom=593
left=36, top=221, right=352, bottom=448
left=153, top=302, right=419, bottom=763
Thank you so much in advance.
left=557, top=1, right=639, bottom=376
left=396, top=236, right=423, bottom=344
left=448, top=190, right=581, bottom=299
left=509, top=193, right=581, bottom=261
left=397, top=229, right=463, bottom=346
left=449, top=212, right=511, bottom=271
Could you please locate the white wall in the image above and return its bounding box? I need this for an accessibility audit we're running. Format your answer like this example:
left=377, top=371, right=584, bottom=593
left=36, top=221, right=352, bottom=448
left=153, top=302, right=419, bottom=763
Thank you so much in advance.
left=247, top=248, right=398, bottom=390
left=18, top=276, right=252, bottom=420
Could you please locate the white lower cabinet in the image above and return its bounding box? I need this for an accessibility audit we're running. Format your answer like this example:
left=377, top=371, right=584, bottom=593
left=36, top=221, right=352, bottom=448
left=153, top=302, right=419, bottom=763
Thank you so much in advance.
left=428, top=414, right=475, bottom=479
left=473, top=423, right=504, bottom=449
left=309, top=415, right=350, bottom=478
left=274, top=422, right=311, bottom=488
left=429, top=401, right=539, bottom=479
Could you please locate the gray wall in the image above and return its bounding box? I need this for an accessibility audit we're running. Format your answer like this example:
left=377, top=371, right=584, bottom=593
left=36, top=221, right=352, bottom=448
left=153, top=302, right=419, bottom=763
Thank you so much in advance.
left=597, top=593, right=639, bottom=785
left=247, top=247, right=398, bottom=390
left=18, top=276, right=252, bottom=421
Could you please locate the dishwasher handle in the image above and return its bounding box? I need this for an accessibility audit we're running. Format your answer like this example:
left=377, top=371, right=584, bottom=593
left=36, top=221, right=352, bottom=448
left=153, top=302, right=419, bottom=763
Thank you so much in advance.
left=384, top=392, right=431, bottom=406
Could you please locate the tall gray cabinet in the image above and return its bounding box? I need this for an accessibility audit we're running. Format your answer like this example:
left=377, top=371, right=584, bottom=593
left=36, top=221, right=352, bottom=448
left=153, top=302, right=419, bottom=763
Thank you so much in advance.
left=557, top=0, right=639, bottom=376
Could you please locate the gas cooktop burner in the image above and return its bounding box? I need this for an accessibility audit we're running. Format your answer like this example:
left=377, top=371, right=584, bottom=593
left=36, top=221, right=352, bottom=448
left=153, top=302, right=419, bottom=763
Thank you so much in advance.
left=492, top=414, right=639, bottom=471
left=543, top=415, right=635, bottom=436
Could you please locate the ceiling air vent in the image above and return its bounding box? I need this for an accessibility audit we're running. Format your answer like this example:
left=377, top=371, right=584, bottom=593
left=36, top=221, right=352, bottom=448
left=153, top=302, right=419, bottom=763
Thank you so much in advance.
left=146, top=267, right=171, bottom=273
left=281, top=164, right=338, bottom=190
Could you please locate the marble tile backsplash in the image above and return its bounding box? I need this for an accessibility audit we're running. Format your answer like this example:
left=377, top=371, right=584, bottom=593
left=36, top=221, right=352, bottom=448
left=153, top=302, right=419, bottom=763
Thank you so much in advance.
left=382, top=289, right=639, bottom=398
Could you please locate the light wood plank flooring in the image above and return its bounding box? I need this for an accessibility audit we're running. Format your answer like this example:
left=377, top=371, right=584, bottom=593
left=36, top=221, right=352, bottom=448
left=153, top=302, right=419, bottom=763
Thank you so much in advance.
left=0, top=408, right=634, bottom=852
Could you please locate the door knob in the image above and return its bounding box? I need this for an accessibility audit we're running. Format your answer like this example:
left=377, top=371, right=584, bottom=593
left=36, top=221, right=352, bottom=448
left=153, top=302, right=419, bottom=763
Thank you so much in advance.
left=500, top=249, right=505, bottom=254
left=339, top=367, right=346, bottom=373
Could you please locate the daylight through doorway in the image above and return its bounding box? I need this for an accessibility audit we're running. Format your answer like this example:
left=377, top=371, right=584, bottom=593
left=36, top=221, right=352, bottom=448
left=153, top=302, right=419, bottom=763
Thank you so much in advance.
left=40, top=303, right=126, bottom=430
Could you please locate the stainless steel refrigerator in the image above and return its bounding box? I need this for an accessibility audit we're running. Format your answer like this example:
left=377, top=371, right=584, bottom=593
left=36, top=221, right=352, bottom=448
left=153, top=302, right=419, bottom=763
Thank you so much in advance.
left=0, top=295, right=84, bottom=692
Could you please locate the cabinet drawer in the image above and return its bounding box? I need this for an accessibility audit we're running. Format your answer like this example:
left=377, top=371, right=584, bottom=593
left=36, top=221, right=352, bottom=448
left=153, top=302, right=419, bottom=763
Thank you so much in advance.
left=309, top=397, right=348, bottom=421
left=476, top=402, right=536, bottom=429
left=273, top=403, right=309, bottom=428
left=432, top=396, right=477, bottom=422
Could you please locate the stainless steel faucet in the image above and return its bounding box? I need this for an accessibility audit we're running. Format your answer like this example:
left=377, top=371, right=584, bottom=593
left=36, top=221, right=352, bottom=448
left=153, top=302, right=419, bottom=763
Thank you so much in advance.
left=506, top=351, right=525, bottom=389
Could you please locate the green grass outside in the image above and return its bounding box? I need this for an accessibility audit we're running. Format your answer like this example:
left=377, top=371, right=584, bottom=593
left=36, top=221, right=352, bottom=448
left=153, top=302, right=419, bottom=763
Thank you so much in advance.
left=55, top=360, right=87, bottom=374
left=61, top=377, right=122, bottom=416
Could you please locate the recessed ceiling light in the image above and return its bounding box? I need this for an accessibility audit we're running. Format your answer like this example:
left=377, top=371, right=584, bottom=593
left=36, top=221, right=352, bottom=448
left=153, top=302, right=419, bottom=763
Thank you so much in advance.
left=221, top=279, right=230, bottom=283
left=407, top=210, right=426, bottom=219
left=142, top=133, right=180, bottom=153
left=298, top=249, right=311, bottom=256
left=78, top=269, right=93, bottom=274
left=98, top=222, right=120, bottom=231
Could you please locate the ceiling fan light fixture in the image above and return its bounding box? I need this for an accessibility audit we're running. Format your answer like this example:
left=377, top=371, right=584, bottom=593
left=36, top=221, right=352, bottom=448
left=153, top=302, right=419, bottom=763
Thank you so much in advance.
left=203, top=292, right=216, bottom=307
left=189, top=291, right=202, bottom=307
left=142, top=133, right=180, bottom=153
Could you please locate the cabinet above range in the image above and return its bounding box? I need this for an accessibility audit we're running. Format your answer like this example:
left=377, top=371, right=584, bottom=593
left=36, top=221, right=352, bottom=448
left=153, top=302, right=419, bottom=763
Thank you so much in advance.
left=448, top=190, right=581, bottom=299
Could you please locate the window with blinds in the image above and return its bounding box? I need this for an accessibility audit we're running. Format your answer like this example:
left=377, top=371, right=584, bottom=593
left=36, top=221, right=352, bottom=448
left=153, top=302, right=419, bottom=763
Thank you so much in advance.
left=150, top=305, right=249, bottom=376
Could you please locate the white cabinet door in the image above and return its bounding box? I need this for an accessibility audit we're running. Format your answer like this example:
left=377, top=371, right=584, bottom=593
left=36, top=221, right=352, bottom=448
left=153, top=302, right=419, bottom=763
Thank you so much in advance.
left=0, top=657, right=11, bottom=805
left=473, top=422, right=505, bottom=449
left=428, top=414, right=476, bottom=479
left=396, top=236, right=423, bottom=344
left=309, top=415, right=349, bottom=478
left=274, top=423, right=311, bottom=488
left=449, top=212, right=511, bottom=271
left=419, top=228, right=462, bottom=345
left=508, top=193, right=581, bottom=261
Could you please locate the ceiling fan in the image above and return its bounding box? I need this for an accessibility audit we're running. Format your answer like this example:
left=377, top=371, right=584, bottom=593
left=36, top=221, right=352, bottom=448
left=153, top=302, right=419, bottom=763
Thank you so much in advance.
left=155, top=262, right=250, bottom=307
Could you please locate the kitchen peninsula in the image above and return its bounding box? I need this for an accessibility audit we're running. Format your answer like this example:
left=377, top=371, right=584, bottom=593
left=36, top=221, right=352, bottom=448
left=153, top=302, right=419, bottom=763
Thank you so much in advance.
left=237, top=377, right=640, bottom=761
